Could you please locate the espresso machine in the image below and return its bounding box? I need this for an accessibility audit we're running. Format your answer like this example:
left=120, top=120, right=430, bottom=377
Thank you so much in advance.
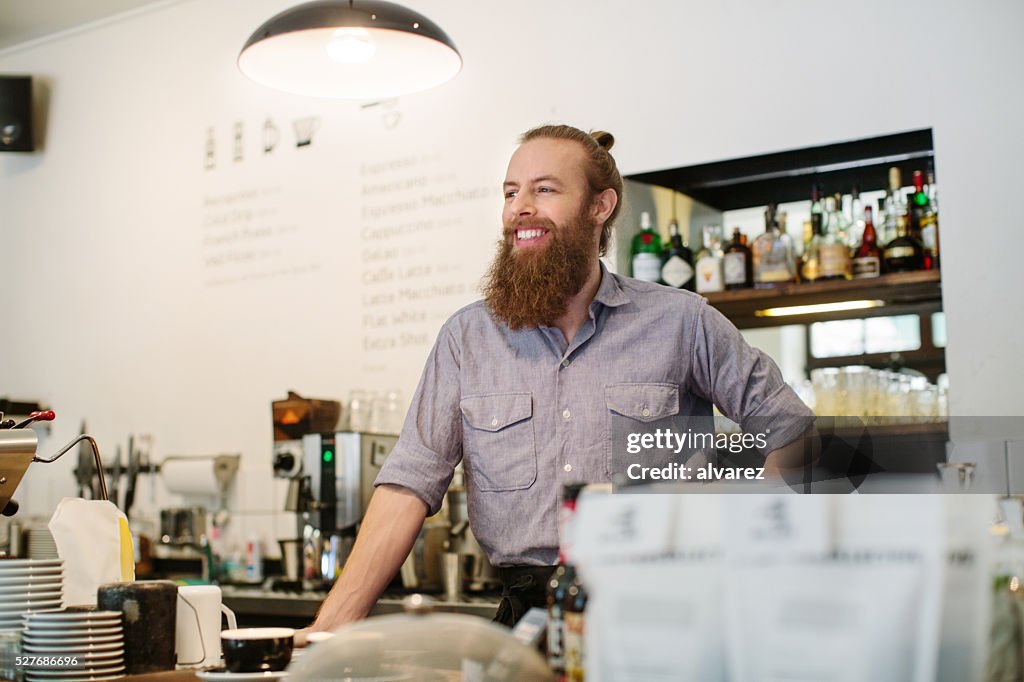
left=296, top=432, right=398, bottom=586
left=272, top=392, right=400, bottom=588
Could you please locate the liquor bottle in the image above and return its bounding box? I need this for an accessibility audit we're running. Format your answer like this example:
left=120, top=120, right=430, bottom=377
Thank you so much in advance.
left=826, top=193, right=853, bottom=246
left=877, top=189, right=894, bottom=247
left=800, top=220, right=813, bottom=259
left=881, top=167, right=907, bottom=248
left=660, top=218, right=695, bottom=290
left=800, top=184, right=825, bottom=282
left=694, top=225, right=725, bottom=294
left=850, top=185, right=866, bottom=249
left=630, top=211, right=663, bottom=283
left=851, top=205, right=881, bottom=279
left=809, top=183, right=824, bottom=238
left=564, top=568, right=588, bottom=682
left=912, top=169, right=939, bottom=270
left=752, top=203, right=797, bottom=288
left=904, top=190, right=921, bottom=247
left=547, top=483, right=585, bottom=680
left=924, top=166, right=940, bottom=269
left=818, top=195, right=852, bottom=280
left=927, top=166, right=940, bottom=214
left=882, top=196, right=925, bottom=273
left=723, top=227, right=753, bottom=290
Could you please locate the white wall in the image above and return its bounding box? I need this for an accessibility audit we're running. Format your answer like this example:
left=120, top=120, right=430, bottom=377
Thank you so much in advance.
left=1, top=0, right=1022, bottom=551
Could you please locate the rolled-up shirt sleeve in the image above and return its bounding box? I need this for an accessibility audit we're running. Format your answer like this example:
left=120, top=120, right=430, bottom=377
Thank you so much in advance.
left=689, top=299, right=815, bottom=454
left=374, top=322, right=463, bottom=515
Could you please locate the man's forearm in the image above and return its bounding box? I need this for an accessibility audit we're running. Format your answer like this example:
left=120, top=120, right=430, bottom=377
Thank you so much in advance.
left=310, top=484, right=427, bottom=631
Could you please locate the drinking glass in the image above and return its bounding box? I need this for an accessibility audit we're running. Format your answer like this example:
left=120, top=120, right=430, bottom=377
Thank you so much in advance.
left=348, top=390, right=375, bottom=432
left=840, top=365, right=870, bottom=418
left=372, top=390, right=404, bottom=435
left=811, top=368, right=840, bottom=416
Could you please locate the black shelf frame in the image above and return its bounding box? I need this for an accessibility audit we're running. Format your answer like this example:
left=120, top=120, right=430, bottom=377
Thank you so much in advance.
left=625, top=129, right=934, bottom=211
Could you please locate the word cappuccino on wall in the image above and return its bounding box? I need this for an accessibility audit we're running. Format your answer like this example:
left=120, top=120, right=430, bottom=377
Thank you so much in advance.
left=357, top=153, right=497, bottom=368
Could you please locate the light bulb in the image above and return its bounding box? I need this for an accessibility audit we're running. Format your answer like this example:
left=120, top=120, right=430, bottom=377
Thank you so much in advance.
left=1, top=121, right=22, bottom=146
left=326, top=27, right=377, bottom=64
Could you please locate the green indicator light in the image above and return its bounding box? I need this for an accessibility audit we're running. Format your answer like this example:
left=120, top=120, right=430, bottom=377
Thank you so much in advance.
left=323, top=450, right=334, bottom=463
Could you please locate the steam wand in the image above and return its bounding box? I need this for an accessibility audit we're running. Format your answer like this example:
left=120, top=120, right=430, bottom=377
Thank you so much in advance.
left=34, top=434, right=109, bottom=502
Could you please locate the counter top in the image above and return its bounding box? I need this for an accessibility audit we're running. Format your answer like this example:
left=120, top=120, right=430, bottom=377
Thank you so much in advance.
left=221, top=586, right=500, bottom=621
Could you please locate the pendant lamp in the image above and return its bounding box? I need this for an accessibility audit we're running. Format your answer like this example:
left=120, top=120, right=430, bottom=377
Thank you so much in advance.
left=239, top=0, right=461, bottom=99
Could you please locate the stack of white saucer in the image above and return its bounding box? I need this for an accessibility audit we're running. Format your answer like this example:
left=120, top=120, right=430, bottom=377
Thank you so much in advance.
left=26, top=529, right=59, bottom=561
left=0, top=559, right=64, bottom=630
left=21, top=610, right=125, bottom=681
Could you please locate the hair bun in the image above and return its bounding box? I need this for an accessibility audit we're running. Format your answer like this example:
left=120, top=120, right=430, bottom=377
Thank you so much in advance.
left=590, top=130, right=615, bottom=152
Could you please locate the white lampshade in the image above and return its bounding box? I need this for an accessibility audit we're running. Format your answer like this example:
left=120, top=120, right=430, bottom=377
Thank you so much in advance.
left=239, top=0, right=462, bottom=99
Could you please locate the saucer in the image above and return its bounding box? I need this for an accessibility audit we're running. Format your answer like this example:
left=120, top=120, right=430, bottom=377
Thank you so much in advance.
left=196, top=670, right=289, bottom=681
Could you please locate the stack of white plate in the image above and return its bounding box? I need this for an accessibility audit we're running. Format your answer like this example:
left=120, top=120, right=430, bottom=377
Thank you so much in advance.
left=0, top=559, right=64, bottom=630
left=27, top=529, right=59, bottom=560
left=22, top=610, right=125, bottom=681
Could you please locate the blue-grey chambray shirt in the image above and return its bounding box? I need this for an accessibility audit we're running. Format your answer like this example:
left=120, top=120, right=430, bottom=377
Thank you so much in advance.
left=375, top=265, right=814, bottom=566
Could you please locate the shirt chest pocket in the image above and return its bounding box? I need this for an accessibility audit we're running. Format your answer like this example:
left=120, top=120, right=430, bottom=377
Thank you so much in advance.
left=603, top=383, right=681, bottom=475
left=460, top=392, right=537, bottom=492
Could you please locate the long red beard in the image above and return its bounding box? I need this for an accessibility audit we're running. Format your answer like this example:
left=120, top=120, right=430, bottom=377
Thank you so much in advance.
left=482, top=211, right=598, bottom=329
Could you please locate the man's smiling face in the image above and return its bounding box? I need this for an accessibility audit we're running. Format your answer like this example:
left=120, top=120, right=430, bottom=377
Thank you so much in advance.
left=501, top=137, right=599, bottom=253
left=482, top=137, right=603, bottom=329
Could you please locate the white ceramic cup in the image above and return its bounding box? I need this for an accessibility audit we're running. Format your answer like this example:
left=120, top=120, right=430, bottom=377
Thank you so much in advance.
left=175, top=584, right=238, bottom=668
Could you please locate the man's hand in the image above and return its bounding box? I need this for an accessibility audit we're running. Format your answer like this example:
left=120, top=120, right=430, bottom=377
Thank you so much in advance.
left=294, top=627, right=339, bottom=648
left=305, top=484, right=428, bottom=634
left=294, top=626, right=313, bottom=648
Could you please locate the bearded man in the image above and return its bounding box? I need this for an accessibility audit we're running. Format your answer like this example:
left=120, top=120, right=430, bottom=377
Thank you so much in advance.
left=301, top=125, right=814, bottom=635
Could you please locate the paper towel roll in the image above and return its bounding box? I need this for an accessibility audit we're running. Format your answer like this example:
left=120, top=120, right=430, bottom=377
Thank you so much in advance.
left=161, top=458, right=220, bottom=496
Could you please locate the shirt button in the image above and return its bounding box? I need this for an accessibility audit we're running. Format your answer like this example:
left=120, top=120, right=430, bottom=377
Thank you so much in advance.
left=561, top=359, right=570, bottom=368
left=641, top=406, right=651, bottom=417
left=490, top=417, right=498, bottom=427
left=564, top=464, right=573, bottom=472
left=562, top=409, right=571, bottom=420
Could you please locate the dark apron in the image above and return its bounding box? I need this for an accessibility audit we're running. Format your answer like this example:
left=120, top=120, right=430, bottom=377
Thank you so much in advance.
left=492, top=565, right=557, bottom=627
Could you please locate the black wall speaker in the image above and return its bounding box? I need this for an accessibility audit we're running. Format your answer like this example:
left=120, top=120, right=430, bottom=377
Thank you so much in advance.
left=0, top=76, right=34, bottom=152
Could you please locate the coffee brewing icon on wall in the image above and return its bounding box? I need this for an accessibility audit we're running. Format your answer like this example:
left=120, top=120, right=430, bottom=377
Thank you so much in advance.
left=204, top=128, right=216, bottom=170
left=263, top=118, right=279, bottom=153
left=233, top=122, right=244, bottom=162
left=293, top=117, right=320, bottom=147
left=361, top=98, right=401, bottom=130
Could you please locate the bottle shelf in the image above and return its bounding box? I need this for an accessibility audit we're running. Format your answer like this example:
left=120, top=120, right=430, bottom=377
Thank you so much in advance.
left=703, top=269, right=942, bottom=329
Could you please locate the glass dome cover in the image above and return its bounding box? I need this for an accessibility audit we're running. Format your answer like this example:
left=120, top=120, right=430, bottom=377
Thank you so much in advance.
left=288, top=596, right=554, bottom=681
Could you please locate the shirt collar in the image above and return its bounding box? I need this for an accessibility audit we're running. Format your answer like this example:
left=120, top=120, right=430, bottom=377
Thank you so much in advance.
left=591, top=261, right=631, bottom=309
